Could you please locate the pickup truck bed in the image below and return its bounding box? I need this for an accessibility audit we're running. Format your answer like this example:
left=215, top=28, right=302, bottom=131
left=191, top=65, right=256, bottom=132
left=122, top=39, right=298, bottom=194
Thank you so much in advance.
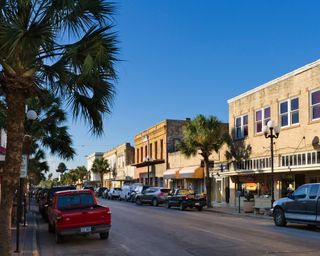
left=48, top=190, right=111, bottom=243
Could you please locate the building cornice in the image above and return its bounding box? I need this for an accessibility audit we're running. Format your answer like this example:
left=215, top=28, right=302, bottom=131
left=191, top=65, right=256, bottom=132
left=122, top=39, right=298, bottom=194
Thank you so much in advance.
left=228, top=59, right=320, bottom=104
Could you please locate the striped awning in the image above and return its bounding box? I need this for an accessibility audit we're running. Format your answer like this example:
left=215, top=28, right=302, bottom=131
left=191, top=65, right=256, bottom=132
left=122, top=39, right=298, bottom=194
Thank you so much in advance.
left=178, top=166, right=203, bottom=179
left=163, top=168, right=180, bottom=179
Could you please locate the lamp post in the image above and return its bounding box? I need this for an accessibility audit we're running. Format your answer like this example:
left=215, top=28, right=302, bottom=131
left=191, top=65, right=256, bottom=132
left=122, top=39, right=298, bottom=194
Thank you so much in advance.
left=262, top=120, right=280, bottom=208
left=15, top=109, right=37, bottom=253
left=143, top=135, right=153, bottom=185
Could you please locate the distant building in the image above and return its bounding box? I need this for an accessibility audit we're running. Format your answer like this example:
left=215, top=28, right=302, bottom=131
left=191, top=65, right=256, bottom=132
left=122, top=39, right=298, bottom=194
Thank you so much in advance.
left=86, top=152, right=104, bottom=183
left=103, top=143, right=135, bottom=188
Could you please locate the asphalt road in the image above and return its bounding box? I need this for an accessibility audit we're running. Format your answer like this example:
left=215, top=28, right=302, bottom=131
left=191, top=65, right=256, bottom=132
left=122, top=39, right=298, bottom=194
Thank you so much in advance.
left=37, top=198, right=320, bottom=256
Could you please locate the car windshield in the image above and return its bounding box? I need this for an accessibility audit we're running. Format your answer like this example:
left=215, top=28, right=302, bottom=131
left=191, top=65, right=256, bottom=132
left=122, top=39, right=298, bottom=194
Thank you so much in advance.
left=178, top=189, right=195, bottom=195
left=57, top=193, right=94, bottom=210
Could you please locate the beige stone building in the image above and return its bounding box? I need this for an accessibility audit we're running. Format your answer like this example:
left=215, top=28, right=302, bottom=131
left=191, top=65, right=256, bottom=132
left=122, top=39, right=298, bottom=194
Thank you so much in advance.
left=103, top=143, right=135, bottom=188
left=133, top=119, right=185, bottom=187
left=225, top=59, right=320, bottom=209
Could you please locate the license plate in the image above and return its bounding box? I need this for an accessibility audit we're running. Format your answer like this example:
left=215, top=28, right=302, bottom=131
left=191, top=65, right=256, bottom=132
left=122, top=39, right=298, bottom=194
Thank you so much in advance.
left=195, top=202, right=200, bottom=206
left=80, top=227, right=91, bottom=233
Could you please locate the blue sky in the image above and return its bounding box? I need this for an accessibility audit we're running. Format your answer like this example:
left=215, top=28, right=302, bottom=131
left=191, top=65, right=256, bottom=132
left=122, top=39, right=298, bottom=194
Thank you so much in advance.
left=49, top=0, right=320, bottom=176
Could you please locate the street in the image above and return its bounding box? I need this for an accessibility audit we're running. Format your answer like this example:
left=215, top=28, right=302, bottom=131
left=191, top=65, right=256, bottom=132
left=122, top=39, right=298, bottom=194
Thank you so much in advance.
left=36, top=199, right=320, bottom=256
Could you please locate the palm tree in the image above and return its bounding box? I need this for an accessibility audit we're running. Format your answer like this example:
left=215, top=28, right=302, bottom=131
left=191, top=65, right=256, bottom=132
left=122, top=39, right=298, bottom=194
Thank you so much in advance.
left=91, top=158, right=110, bottom=186
left=179, top=115, right=226, bottom=208
left=225, top=128, right=251, bottom=170
left=0, top=1, right=118, bottom=253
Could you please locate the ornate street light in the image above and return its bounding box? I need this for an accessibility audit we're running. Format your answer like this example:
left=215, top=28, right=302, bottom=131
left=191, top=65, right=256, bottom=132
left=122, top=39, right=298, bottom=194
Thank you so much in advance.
left=143, top=135, right=153, bottom=185
left=262, top=120, right=280, bottom=208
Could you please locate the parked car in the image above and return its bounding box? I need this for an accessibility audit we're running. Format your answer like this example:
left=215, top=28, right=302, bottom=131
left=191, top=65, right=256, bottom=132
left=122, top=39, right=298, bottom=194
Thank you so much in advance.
left=47, top=189, right=111, bottom=243
left=108, top=188, right=122, bottom=200
left=83, top=186, right=95, bottom=192
left=95, top=187, right=108, bottom=197
left=272, top=183, right=320, bottom=227
left=102, top=188, right=109, bottom=199
left=135, top=187, right=171, bottom=206
left=129, top=185, right=151, bottom=203
left=41, top=186, right=76, bottom=220
left=119, top=185, right=132, bottom=201
left=38, top=188, right=49, bottom=215
left=166, top=189, right=206, bottom=211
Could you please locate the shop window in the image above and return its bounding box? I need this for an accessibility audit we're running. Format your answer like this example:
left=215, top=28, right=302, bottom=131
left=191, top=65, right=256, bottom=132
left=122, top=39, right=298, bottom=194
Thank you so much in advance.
left=280, top=97, right=299, bottom=127
left=311, top=89, right=320, bottom=120
left=317, top=152, right=320, bottom=164
left=235, top=114, right=248, bottom=139
left=307, top=153, right=312, bottom=164
left=255, top=107, right=270, bottom=134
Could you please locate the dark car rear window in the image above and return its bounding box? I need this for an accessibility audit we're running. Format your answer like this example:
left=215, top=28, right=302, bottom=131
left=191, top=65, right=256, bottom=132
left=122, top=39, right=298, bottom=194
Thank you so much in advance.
left=160, top=189, right=171, bottom=193
left=57, top=193, right=94, bottom=210
left=48, top=186, right=76, bottom=199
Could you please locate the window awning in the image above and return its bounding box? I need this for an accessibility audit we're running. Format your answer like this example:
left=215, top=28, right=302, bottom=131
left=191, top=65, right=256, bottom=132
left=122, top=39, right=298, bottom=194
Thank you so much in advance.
left=163, top=168, right=180, bottom=179
left=178, top=166, right=203, bottom=179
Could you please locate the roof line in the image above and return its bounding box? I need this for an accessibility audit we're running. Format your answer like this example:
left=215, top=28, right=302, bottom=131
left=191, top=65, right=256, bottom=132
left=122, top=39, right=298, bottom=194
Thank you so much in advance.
left=227, top=59, right=320, bottom=104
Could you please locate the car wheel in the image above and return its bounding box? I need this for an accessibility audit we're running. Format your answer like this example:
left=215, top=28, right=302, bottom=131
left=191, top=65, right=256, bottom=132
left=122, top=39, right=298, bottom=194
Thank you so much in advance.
left=166, top=202, right=171, bottom=208
left=179, top=202, right=185, bottom=211
left=273, top=208, right=286, bottom=226
left=152, top=198, right=158, bottom=207
left=55, top=232, right=63, bottom=244
left=136, top=197, right=142, bottom=205
left=100, top=232, right=109, bottom=240
left=196, top=206, right=203, bottom=211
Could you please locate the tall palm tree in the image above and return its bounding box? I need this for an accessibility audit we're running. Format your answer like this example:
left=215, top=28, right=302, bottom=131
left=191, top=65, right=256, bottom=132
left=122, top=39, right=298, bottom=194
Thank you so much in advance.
left=0, top=1, right=118, bottom=253
left=179, top=115, right=226, bottom=208
left=91, top=158, right=110, bottom=186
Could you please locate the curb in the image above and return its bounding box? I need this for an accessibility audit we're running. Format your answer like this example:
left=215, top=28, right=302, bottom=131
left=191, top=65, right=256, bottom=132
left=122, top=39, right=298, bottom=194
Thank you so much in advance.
left=32, top=212, right=39, bottom=256
left=203, top=208, right=273, bottom=220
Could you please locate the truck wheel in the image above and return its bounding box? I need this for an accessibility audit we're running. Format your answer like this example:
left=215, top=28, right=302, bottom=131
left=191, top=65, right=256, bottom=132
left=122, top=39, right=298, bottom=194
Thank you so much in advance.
left=48, top=222, right=54, bottom=233
left=179, top=203, right=185, bottom=211
left=273, top=208, right=286, bottom=226
left=55, top=232, right=63, bottom=244
left=196, top=206, right=203, bottom=211
left=152, top=198, right=158, bottom=207
left=100, top=232, right=109, bottom=240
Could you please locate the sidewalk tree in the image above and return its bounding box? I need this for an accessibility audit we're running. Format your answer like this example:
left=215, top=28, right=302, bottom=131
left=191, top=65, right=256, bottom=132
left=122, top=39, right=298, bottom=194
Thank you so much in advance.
left=179, top=115, right=226, bottom=208
left=0, top=1, right=118, bottom=254
left=224, top=128, right=251, bottom=170
left=91, top=158, right=110, bottom=186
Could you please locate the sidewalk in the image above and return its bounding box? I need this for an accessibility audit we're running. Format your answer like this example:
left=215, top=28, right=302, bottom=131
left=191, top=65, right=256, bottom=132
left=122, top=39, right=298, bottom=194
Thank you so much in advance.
left=204, top=205, right=273, bottom=220
left=11, top=200, right=39, bottom=256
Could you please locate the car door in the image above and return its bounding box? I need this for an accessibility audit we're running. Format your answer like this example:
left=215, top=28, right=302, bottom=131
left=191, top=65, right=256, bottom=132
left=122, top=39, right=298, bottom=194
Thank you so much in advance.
left=305, top=184, right=320, bottom=222
left=284, top=184, right=310, bottom=220
left=142, top=188, right=153, bottom=203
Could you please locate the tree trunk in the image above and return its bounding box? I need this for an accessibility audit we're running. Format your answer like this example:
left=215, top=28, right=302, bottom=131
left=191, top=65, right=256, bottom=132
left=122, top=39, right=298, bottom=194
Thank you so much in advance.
left=100, top=173, right=103, bottom=187
left=204, top=156, right=212, bottom=208
left=0, top=89, right=26, bottom=255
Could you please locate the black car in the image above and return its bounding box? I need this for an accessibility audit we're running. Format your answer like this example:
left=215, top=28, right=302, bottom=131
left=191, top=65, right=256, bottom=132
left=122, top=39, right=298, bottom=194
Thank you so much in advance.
left=41, top=186, right=76, bottom=220
left=166, top=189, right=206, bottom=211
left=95, top=187, right=108, bottom=197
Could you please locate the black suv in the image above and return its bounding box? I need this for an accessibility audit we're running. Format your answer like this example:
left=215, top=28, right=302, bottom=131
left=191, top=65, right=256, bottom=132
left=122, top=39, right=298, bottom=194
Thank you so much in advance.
left=273, top=183, right=320, bottom=227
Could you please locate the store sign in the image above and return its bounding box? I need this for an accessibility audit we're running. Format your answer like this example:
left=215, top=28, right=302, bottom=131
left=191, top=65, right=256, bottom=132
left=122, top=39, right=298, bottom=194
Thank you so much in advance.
left=20, top=154, right=28, bottom=178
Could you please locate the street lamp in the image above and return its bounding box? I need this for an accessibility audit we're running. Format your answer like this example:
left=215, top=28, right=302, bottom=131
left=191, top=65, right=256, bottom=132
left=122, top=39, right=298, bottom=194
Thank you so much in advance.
left=143, top=135, right=153, bottom=185
left=262, top=120, right=280, bottom=208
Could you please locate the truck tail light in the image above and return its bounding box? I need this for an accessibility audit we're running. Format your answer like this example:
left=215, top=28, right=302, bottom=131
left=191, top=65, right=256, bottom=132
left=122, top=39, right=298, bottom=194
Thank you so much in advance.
left=184, top=196, right=190, bottom=200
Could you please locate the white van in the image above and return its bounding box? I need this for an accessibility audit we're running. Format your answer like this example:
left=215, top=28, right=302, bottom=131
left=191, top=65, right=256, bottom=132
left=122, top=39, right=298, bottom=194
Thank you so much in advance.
left=120, top=185, right=131, bottom=201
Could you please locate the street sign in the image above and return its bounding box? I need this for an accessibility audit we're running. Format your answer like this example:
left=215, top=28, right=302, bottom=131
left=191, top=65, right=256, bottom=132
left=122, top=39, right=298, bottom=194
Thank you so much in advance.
left=20, top=154, right=28, bottom=178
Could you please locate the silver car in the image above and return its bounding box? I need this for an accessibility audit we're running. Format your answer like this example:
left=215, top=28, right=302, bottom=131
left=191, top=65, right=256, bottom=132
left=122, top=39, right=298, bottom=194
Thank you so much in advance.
left=135, top=187, right=171, bottom=206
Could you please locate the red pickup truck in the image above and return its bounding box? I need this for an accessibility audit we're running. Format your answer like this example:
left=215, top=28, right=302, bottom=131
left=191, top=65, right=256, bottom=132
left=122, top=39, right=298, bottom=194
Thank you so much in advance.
left=47, top=189, right=111, bottom=243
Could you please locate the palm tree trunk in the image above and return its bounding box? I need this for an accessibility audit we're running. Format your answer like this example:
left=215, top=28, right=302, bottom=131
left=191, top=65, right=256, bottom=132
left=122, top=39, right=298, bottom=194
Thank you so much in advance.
left=204, top=156, right=212, bottom=208
left=0, top=89, right=26, bottom=255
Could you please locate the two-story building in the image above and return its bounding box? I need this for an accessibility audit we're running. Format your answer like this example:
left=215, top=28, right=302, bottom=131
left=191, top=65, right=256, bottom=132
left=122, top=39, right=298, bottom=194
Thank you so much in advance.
left=86, top=152, right=104, bottom=184
left=133, top=119, right=185, bottom=187
left=225, top=59, right=320, bottom=208
left=103, top=143, right=135, bottom=188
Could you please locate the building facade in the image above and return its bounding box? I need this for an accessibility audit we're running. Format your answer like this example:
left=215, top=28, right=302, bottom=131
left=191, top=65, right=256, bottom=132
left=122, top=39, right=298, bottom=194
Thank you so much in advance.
left=133, top=119, right=186, bottom=187
left=103, top=143, right=135, bottom=188
left=225, top=59, right=320, bottom=208
left=86, top=152, right=104, bottom=183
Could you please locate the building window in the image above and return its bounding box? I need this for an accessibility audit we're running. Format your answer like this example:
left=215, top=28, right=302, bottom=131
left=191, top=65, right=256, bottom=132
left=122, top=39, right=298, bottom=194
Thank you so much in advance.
left=150, top=143, right=153, bottom=159
left=140, top=147, right=143, bottom=162
left=155, top=141, right=158, bottom=160
left=145, top=145, right=148, bottom=158
left=280, top=98, right=299, bottom=127
left=255, top=107, right=270, bottom=134
left=136, top=148, right=139, bottom=163
left=311, top=89, right=320, bottom=120
left=235, top=114, right=248, bottom=139
left=160, top=139, right=163, bottom=159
